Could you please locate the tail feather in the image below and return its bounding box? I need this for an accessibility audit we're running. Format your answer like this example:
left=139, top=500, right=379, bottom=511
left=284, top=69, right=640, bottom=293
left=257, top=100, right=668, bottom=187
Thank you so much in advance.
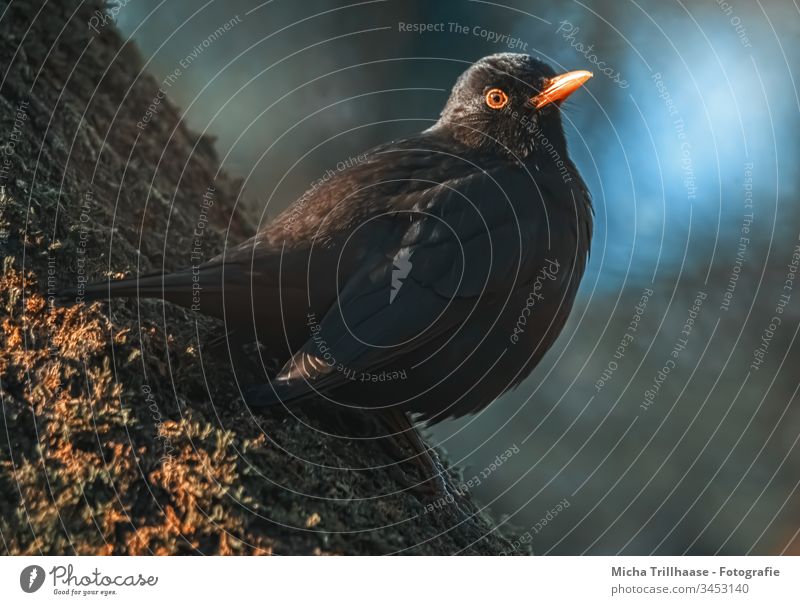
left=56, top=269, right=197, bottom=306
left=54, top=262, right=293, bottom=346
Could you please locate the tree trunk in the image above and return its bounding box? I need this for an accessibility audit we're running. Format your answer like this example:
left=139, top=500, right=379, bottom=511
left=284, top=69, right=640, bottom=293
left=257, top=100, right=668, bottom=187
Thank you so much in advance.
left=0, top=0, right=511, bottom=555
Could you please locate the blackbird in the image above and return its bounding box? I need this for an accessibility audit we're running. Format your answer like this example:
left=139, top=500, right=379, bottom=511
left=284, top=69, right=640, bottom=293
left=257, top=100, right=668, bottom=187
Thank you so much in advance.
left=60, top=53, right=593, bottom=485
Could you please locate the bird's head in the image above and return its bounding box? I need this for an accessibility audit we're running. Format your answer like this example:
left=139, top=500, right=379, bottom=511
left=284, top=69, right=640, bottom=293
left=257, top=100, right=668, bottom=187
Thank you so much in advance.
left=437, top=53, right=592, bottom=163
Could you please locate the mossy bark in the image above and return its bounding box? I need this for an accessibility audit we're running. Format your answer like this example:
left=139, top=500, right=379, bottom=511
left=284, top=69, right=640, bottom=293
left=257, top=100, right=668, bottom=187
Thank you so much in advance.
left=0, top=0, right=511, bottom=555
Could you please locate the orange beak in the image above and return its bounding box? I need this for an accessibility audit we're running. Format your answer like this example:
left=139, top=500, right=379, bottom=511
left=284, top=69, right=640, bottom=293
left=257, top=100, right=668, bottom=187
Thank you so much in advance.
left=531, top=70, right=593, bottom=109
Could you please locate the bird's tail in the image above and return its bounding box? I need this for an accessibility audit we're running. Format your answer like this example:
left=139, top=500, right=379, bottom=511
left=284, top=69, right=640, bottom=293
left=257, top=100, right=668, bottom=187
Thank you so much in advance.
left=55, top=270, right=195, bottom=306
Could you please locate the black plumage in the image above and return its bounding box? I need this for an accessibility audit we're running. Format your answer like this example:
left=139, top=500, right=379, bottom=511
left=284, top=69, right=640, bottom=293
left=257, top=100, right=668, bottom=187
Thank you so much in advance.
left=62, top=53, right=593, bottom=428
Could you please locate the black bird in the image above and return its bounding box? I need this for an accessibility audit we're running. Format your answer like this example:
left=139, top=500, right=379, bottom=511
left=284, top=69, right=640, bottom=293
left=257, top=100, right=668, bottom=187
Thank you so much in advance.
left=61, top=54, right=593, bottom=485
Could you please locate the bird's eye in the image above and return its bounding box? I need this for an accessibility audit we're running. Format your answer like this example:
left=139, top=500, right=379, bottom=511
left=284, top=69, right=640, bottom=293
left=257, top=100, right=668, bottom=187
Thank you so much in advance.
left=485, top=88, right=509, bottom=110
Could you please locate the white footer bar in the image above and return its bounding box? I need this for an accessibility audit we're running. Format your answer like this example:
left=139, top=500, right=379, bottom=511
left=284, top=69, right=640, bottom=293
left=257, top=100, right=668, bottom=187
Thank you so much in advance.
left=3, top=556, right=797, bottom=603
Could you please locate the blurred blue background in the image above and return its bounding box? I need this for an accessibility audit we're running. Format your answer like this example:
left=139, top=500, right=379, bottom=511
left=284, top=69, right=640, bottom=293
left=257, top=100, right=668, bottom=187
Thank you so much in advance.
left=117, top=0, right=800, bottom=554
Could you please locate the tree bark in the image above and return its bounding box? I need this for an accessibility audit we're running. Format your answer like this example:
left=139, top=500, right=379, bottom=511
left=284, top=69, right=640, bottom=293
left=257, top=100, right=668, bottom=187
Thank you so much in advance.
left=0, top=0, right=511, bottom=555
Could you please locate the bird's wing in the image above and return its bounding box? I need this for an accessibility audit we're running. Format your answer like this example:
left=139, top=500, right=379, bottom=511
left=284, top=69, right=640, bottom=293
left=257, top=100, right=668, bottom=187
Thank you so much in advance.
left=266, top=165, right=551, bottom=402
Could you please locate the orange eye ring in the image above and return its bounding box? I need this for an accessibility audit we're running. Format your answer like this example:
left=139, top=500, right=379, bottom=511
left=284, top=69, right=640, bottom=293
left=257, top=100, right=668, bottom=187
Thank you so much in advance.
left=485, top=88, right=509, bottom=109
